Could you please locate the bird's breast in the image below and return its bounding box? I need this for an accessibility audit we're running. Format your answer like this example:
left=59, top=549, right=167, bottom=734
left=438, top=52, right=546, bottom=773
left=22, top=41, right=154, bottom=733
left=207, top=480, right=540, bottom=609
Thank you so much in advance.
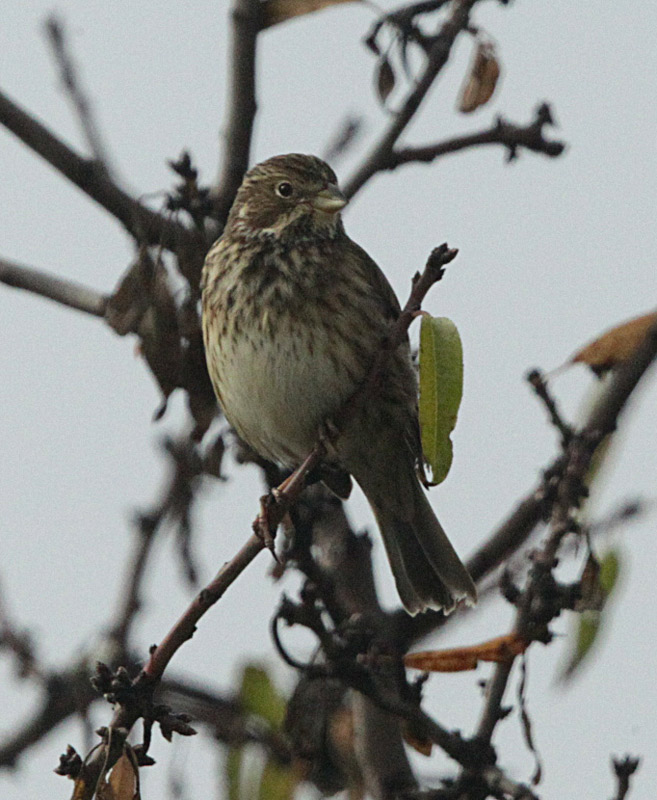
left=204, top=274, right=368, bottom=465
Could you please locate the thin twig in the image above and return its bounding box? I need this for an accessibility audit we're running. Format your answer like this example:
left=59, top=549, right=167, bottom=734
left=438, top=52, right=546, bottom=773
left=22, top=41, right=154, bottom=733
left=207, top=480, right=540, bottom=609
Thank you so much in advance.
left=254, top=244, right=456, bottom=539
left=475, top=319, right=657, bottom=746
left=527, top=367, right=574, bottom=447
left=0, top=257, right=108, bottom=316
left=44, top=15, right=114, bottom=173
left=0, top=88, right=204, bottom=255
left=389, top=104, right=565, bottom=170
left=609, top=755, right=640, bottom=800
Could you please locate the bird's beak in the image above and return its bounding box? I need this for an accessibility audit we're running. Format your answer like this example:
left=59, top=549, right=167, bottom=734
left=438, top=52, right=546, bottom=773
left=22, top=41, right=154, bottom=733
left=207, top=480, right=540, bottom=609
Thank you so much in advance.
left=311, top=183, right=348, bottom=214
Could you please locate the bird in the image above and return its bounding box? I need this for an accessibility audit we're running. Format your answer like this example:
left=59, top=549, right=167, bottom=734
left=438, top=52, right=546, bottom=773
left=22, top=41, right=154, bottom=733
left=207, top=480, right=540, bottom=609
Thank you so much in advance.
left=201, top=153, right=476, bottom=614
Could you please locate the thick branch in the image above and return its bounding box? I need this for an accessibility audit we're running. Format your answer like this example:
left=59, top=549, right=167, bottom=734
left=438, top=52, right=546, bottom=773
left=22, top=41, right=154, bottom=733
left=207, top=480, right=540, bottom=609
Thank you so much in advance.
left=0, top=257, right=108, bottom=317
left=213, top=0, right=261, bottom=222
left=0, top=89, right=203, bottom=254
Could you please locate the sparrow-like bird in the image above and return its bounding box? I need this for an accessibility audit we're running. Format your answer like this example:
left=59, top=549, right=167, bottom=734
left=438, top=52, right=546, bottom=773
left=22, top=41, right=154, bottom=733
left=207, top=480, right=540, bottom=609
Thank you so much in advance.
left=202, top=153, right=476, bottom=614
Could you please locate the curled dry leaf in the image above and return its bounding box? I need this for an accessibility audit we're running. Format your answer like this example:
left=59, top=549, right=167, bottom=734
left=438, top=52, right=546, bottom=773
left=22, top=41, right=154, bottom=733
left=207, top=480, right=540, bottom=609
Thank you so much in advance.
left=375, top=56, right=395, bottom=104
left=404, top=632, right=528, bottom=672
left=458, top=39, right=501, bottom=114
left=402, top=726, right=433, bottom=757
left=261, top=0, right=360, bottom=29
left=571, top=310, right=657, bottom=375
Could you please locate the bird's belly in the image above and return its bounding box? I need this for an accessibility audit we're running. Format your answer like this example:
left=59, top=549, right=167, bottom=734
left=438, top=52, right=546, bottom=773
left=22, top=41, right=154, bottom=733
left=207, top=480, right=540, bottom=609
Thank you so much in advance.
left=216, top=326, right=356, bottom=466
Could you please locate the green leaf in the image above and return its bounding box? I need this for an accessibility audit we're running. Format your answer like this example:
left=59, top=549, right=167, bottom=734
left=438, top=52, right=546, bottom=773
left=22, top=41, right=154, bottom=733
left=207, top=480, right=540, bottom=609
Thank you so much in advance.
left=599, top=549, right=621, bottom=593
left=225, top=664, right=296, bottom=800
left=558, top=548, right=622, bottom=683
left=258, top=760, right=299, bottom=800
left=239, top=664, right=286, bottom=728
left=419, top=315, right=464, bottom=485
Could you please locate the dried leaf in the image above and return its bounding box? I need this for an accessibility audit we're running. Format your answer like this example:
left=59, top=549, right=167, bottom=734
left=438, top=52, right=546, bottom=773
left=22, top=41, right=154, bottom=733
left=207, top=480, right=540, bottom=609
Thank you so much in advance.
left=404, top=633, right=527, bottom=672
left=418, top=316, right=463, bottom=485
left=261, top=0, right=359, bottom=28
left=517, top=655, right=542, bottom=785
left=107, top=752, right=140, bottom=800
left=402, top=726, right=433, bottom=757
left=571, top=311, right=657, bottom=375
left=375, top=56, right=395, bottom=104
left=458, top=40, right=501, bottom=114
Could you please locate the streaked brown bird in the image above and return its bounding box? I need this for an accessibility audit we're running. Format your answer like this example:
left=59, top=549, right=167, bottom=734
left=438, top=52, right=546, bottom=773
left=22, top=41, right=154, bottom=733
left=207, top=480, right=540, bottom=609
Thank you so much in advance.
left=201, top=154, right=476, bottom=614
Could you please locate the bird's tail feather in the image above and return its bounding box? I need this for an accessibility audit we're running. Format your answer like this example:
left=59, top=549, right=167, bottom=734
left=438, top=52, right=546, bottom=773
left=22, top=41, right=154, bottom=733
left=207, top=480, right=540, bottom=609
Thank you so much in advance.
left=363, top=472, right=476, bottom=615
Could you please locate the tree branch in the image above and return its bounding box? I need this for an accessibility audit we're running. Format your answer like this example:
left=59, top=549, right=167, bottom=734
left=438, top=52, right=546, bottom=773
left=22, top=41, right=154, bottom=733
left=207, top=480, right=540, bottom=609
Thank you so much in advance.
left=388, top=103, right=565, bottom=170
left=474, top=319, right=657, bottom=747
left=0, top=257, right=108, bottom=317
left=213, top=0, right=261, bottom=223
left=344, top=0, right=480, bottom=199
left=44, top=14, right=114, bottom=173
left=609, top=755, right=640, bottom=800
left=0, top=88, right=204, bottom=255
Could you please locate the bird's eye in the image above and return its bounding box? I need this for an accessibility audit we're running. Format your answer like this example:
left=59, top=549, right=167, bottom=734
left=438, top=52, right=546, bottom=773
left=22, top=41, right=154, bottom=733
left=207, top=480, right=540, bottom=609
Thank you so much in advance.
left=275, top=181, right=294, bottom=198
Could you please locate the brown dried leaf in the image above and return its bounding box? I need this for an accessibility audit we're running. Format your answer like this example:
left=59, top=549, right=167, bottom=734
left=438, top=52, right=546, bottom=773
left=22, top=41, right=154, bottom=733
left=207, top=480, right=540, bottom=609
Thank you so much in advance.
left=404, top=633, right=527, bottom=672
left=375, top=56, right=395, bottom=104
left=458, top=40, right=501, bottom=114
left=107, top=752, right=140, bottom=800
left=571, top=311, right=657, bottom=374
left=402, top=725, right=433, bottom=757
left=261, top=0, right=359, bottom=28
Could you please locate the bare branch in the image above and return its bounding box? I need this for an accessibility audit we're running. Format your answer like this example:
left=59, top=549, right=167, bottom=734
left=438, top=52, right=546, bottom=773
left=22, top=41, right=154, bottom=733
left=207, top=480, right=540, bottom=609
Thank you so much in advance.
left=388, top=104, right=565, bottom=170
left=0, top=88, right=204, bottom=255
left=475, top=318, right=657, bottom=746
left=213, top=0, right=261, bottom=223
left=44, top=15, right=114, bottom=173
left=610, top=755, right=640, bottom=800
left=344, top=0, right=480, bottom=199
left=0, top=666, right=95, bottom=769
left=0, top=257, right=108, bottom=316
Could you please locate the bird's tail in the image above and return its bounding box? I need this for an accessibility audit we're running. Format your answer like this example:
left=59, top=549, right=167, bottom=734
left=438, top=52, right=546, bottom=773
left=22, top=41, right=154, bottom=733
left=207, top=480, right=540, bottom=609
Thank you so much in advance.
left=360, top=469, right=476, bottom=615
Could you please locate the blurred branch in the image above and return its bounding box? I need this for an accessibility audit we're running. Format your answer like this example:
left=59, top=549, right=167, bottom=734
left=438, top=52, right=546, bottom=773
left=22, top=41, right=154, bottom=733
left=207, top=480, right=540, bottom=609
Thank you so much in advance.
left=44, top=14, right=113, bottom=173
left=610, top=755, right=640, bottom=800
left=0, top=581, right=44, bottom=683
left=475, top=319, right=657, bottom=747
left=213, top=0, right=261, bottom=223
left=0, top=88, right=205, bottom=255
left=159, top=677, right=291, bottom=760
left=0, top=666, right=96, bottom=769
left=0, top=257, right=108, bottom=316
left=388, top=104, right=565, bottom=170
left=322, top=115, right=364, bottom=165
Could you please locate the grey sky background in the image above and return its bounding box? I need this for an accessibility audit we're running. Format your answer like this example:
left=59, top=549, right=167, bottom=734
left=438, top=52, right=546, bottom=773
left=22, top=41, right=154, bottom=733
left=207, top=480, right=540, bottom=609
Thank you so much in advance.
left=1, top=1, right=656, bottom=798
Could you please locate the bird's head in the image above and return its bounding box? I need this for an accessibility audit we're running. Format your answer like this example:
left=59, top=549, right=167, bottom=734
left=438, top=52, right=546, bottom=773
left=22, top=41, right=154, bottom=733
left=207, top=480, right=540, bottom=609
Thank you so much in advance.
left=225, top=154, right=348, bottom=242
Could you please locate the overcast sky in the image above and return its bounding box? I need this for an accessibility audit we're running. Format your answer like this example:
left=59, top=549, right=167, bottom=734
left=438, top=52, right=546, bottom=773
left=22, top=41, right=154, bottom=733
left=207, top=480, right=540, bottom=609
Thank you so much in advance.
left=1, top=2, right=656, bottom=799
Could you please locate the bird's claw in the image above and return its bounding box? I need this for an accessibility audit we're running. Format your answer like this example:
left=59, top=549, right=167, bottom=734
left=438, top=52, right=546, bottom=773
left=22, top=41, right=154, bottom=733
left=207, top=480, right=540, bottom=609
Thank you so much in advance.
left=253, top=493, right=280, bottom=562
